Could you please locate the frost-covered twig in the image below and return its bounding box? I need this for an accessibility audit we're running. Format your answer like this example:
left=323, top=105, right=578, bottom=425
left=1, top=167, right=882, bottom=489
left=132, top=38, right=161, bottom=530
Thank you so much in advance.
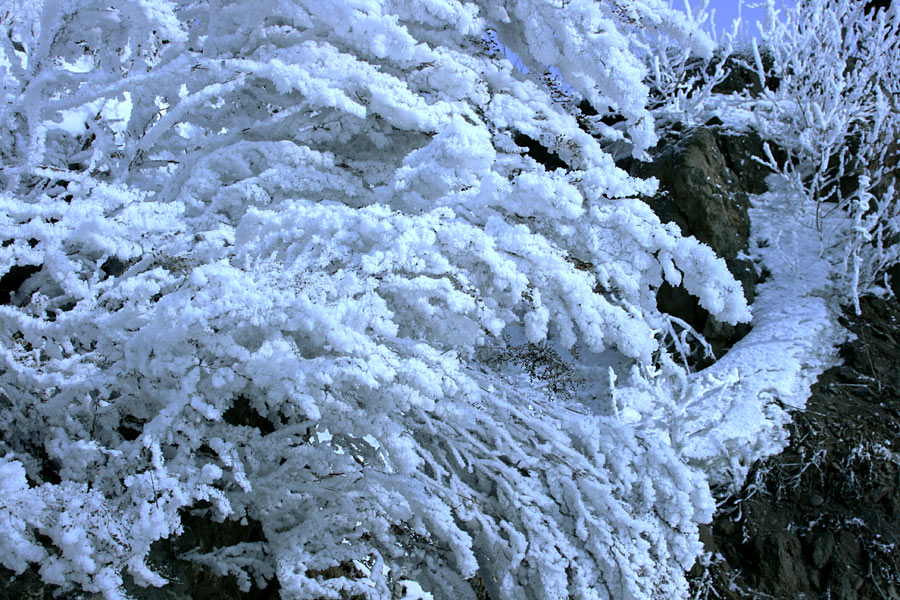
left=748, top=0, right=900, bottom=310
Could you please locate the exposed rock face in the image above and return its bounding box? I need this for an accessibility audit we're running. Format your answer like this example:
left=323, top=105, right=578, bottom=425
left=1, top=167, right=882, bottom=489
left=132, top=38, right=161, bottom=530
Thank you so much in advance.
left=693, top=295, right=900, bottom=600
left=634, top=127, right=752, bottom=264
left=714, top=130, right=773, bottom=196
left=521, top=115, right=772, bottom=361
left=624, top=125, right=772, bottom=359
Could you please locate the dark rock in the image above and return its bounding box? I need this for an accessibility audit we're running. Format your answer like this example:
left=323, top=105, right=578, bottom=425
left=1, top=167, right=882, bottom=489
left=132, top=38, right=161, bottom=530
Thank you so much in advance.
left=631, top=128, right=751, bottom=264
left=711, top=57, right=763, bottom=96
left=752, top=531, right=808, bottom=596
left=628, top=126, right=767, bottom=359
left=810, top=529, right=835, bottom=569
left=714, top=130, right=777, bottom=195
left=0, top=264, right=41, bottom=305
left=656, top=282, right=706, bottom=334
left=711, top=53, right=781, bottom=97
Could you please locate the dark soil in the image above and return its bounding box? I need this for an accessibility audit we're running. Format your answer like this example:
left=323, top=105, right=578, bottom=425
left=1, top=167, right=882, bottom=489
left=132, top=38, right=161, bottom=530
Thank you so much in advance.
left=693, top=295, right=900, bottom=600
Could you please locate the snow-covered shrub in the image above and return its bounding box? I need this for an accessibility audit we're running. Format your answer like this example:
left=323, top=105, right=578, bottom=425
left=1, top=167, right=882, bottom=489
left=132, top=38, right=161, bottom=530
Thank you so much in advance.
left=0, top=1, right=750, bottom=599
left=629, top=0, right=733, bottom=129
left=749, top=0, right=900, bottom=310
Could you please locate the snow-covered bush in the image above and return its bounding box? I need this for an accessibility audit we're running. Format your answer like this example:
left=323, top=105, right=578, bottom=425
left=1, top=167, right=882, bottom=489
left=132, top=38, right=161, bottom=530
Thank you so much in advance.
left=749, top=0, right=900, bottom=310
left=0, top=1, right=751, bottom=599
left=629, top=0, right=733, bottom=128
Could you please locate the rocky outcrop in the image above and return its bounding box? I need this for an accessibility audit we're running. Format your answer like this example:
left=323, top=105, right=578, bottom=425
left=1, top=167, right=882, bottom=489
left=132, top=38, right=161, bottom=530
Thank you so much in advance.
left=630, top=126, right=753, bottom=264
left=709, top=54, right=779, bottom=98
left=623, top=125, right=773, bottom=360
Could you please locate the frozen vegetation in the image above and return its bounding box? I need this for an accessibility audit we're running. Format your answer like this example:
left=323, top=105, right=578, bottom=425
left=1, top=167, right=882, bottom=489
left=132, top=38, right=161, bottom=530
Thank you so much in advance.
left=0, top=1, right=897, bottom=599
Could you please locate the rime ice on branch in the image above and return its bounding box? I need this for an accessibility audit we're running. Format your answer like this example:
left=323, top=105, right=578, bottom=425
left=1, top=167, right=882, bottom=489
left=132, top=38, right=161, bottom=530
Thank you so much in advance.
left=0, top=2, right=748, bottom=599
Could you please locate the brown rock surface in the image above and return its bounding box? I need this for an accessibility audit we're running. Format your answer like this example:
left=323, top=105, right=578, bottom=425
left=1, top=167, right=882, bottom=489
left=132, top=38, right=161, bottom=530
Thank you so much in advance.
left=625, top=126, right=769, bottom=361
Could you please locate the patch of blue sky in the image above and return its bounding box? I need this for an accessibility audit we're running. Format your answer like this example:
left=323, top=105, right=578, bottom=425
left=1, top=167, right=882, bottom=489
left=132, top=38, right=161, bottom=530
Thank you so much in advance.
left=684, top=0, right=797, bottom=43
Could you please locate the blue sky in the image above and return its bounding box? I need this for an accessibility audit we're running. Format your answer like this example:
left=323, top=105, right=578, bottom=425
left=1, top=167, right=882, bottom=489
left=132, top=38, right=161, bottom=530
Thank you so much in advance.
left=694, top=0, right=796, bottom=41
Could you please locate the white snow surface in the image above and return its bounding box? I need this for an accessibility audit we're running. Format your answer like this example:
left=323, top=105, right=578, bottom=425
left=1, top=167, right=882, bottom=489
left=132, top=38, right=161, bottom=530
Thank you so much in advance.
left=679, top=176, right=852, bottom=490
